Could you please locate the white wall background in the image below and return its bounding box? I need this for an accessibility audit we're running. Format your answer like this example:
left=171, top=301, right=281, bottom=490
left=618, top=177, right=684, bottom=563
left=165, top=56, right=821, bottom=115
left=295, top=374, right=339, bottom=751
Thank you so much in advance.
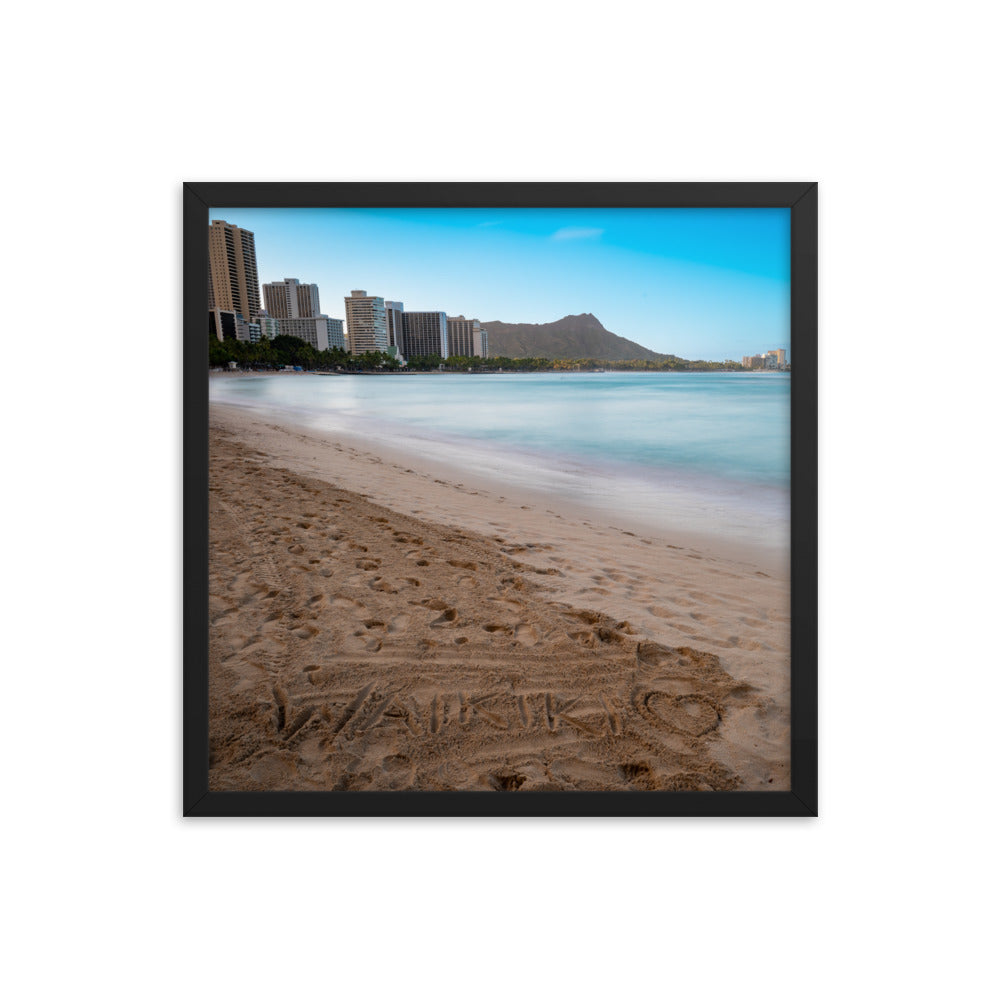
left=4, top=2, right=995, bottom=997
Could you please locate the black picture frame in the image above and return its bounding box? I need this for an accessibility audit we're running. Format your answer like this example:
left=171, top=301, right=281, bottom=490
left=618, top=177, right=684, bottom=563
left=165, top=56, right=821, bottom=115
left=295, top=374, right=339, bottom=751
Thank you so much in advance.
left=184, top=182, right=817, bottom=817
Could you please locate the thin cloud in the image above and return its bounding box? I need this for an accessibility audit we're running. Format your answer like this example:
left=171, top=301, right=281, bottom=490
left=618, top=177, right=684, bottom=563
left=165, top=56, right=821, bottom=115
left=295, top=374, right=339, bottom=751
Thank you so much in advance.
left=551, top=227, right=604, bottom=241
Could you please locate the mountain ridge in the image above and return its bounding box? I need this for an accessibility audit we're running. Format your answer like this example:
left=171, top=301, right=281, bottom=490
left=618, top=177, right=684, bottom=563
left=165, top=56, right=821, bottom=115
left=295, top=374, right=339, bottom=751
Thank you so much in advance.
left=481, top=313, right=670, bottom=361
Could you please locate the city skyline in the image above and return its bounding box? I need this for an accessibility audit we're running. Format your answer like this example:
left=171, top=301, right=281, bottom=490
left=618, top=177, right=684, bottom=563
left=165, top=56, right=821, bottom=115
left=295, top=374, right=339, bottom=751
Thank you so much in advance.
left=209, top=207, right=790, bottom=362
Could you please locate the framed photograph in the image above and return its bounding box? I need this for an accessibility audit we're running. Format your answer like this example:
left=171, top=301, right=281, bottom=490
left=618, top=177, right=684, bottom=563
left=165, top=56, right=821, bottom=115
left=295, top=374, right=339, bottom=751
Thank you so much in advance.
left=184, top=182, right=817, bottom=817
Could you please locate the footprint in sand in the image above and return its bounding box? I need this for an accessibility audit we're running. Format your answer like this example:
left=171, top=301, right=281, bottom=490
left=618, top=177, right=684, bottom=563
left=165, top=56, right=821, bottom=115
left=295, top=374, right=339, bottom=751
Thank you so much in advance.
left=568, top=627, right=625, bottom=649
left=514, top=623, right=540, bottom=646
left=619, top=761, right=658, bottom=790
left=437, top=760, right=476, bottom=789
left=331, top=594, right=367, bottom=616
left=636, top=641, right=689, bottom=670
left=488, top=597, right=525, bottom=612
left=689, top=591, right=724, bottom=606
left=343, top=632, right=381, bottom=653
left=726, top=636, right=767, bottom=651
left=387, top=614, right=410, bottom=634
left=379, top=754, right=415, bottom=790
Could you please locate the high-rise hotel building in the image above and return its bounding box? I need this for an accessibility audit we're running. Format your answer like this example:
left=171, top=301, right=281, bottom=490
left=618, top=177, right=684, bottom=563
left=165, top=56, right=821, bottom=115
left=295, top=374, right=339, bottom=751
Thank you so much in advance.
left=385, top=301, right=404, bottom=352
left=402, top=311, right=448, bottom=359
left=263, top=278, right=321, bottom=319
left=208, top=220, right=260, bottom=320
left=446, top=316, right=488, bottom=358
left=344, top=290, right=389, bottom=354
left=275, top=316, right=346, bottom=352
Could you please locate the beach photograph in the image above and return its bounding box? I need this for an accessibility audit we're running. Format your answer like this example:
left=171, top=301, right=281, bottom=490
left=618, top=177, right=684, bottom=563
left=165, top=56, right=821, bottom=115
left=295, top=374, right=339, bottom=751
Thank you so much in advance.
left=203, top=203, right=794, bottom=795
left=15, top=3, right=1000, bottom=993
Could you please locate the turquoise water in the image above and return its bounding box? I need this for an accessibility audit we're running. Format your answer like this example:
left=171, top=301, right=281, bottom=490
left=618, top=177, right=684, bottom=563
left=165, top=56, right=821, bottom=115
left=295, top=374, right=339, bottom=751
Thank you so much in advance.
left=210, top=371, right=790, bottom=545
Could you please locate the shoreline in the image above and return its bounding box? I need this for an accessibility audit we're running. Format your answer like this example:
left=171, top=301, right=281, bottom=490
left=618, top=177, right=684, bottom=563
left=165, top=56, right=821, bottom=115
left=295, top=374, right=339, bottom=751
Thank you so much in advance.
left=210, top=367, right=791, bottom=377
left=209, top=380, right=790, bottom=574
left=208, top=402, right=791, bottom=791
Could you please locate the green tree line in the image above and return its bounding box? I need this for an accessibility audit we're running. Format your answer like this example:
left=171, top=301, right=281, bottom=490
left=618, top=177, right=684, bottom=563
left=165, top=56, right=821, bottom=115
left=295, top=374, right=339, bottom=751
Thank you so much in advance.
left=410, top=354, right=746, bottom=372
left=209, top=334, right=400, bottom=371
left=209, top=333, right=751, bottom=373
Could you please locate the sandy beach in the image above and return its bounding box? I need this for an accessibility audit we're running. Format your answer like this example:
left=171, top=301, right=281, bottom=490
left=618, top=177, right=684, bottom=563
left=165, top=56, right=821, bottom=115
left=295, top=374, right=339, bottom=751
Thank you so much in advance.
left=208, top=395, right=790, bottom=792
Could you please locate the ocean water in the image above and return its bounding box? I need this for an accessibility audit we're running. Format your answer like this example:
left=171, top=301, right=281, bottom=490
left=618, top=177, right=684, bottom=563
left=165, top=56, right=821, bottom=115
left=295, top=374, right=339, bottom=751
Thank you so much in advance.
left=210, top=371, right=790, bottom=548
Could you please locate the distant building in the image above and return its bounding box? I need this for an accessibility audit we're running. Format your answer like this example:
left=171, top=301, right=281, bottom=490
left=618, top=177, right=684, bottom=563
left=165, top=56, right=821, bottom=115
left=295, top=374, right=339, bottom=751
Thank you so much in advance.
left=263, top=278, right=321, bottom=319
left=325, top=317, right=346, bottom=350
left=276, top=315, right=346, bottom=352
left=209, top=307, right=238, bottom=342
left=256, top=314, right=280, bottom=341
left=446, top=315, right=487, bottom=358
left=344, top=290, right=389, bottom=354
left=385, top=301, right=405, bottom=353
left=208, top=220, right=260, bottom=320
left=211, top=307, right=281, bottom=345
left=236, top=315, right=262, bottom=343
left=402, top=311, right=448, bottom=359
left=742, top=350, right=787, bottom=370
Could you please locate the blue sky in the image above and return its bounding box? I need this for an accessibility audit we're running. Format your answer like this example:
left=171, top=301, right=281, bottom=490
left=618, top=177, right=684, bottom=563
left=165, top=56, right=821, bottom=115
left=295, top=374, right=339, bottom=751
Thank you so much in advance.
left=212, top=207, right=790, bottom=361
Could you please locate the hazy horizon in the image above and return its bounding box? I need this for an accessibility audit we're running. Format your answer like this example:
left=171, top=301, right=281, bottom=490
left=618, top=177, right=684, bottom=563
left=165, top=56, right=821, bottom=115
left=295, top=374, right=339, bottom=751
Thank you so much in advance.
left=211, top=207, right=790, bottom=361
